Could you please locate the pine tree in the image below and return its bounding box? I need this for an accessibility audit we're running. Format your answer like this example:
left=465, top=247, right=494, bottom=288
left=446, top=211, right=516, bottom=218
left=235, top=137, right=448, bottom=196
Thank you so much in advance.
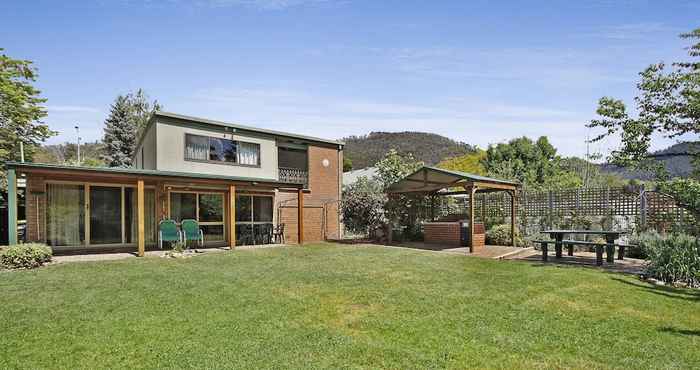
left=102, top=95, right=137, bottom=167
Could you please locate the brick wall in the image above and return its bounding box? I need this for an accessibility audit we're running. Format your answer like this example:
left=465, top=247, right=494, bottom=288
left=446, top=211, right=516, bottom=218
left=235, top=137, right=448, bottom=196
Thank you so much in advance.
left=25, top=176, right=46, bottom=243
left=274, top=144, right=342, bottom=243
left=423, top=222, right=462, bottom=246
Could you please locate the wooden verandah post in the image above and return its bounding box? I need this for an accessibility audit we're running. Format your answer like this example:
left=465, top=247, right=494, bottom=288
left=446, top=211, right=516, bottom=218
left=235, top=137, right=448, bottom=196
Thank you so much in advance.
left=137, top=179, right=145, bottom=257
left=228, top=184, right=236, bottom=249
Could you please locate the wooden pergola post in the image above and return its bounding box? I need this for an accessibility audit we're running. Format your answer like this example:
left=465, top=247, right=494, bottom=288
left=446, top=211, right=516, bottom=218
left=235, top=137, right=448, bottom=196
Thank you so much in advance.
left=510, top=190, right=516, bottom=247
left=137, top=179, right=145, bottom=257
left=7, top=168, right=17, bottom=245
left=297, top=188, right=304, bottom=244
left=467, top=184, right=476, bottom=253
left=228, top=184, right=236, bottom=249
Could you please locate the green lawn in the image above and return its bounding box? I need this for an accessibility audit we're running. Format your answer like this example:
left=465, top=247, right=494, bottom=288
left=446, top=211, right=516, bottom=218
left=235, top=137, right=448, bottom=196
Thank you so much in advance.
left=1, top=243, right=699, bottom=369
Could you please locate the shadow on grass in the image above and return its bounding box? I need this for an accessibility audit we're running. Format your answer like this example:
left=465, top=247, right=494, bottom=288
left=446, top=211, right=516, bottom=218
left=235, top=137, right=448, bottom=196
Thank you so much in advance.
left=610, top=277, right=700, bottom=303
left=659, top=326, right=700, bottom=336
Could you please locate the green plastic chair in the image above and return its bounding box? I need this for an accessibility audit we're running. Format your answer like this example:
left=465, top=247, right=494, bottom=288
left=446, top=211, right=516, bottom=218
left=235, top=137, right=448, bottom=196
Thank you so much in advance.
left=180, top=219, right=204, bottom=248
left=158, top=219, right=182, bottom=249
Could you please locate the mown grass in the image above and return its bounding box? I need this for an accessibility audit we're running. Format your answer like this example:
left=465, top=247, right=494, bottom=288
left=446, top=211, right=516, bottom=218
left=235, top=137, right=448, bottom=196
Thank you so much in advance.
left=1, top=243, right=699, bottom=369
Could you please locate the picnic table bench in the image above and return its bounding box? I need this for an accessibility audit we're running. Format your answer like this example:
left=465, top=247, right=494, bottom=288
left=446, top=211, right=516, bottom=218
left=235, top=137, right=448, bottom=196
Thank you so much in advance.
left=533, top=230, right=635, bottom=266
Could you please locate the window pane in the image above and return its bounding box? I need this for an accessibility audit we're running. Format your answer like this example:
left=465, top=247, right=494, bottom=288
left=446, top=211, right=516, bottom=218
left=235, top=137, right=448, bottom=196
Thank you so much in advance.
left=209, top=137, right=237, bottom=163
left=238, top=142, right=259, bottom=166
left=90, top=186, right=122, bottom=244
left=236, top=195, right=252, bottom=222
left=254, top=224, right=273, bottom=244
left=199, top=194, right=224, bottom=222
left=46, top=184, right=85, bottom=246
left=170, top=193, right=197, bottom=222
left=253, top=196, right=273, bottom=222
left=185, top=134, right=208, bottom=161
left=235, top=224, right=253, bottom=246
left=202, top=225, right=225, bottom=242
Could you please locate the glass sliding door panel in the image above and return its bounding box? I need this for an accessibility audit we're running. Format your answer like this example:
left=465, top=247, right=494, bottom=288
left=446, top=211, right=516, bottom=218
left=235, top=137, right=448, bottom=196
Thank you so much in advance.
left=90, top=186, right=122, bottom=245
left=254, top=224, right=273, bottom=244
left=46, top=184, right=85, bottom=247
left=236, top=224, right=253, bottom=246
left=235, top=195, right=252, bottom=222
left=125, top=188, right=156, bottom=244
left=253, top=196, right=273, bottom=222
left=170, top=192, right=196, bottom=222
left=202, top=225, right=225, bottom=242
left=199, top=194, right=224, bottom=222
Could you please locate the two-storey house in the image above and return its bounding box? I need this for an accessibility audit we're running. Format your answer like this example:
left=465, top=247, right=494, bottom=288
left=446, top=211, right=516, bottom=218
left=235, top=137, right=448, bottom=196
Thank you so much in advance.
left=6, top=111, right=343, bottom=255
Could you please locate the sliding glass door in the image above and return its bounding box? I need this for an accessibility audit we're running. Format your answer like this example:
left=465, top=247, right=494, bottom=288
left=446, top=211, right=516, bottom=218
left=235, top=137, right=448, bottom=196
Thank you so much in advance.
left=46, top=184, right=85, bottom=247
left=235, top=194, right=273, bottom=246
left=46, top=183, right=155, bottom=248
left=169, top=191, right=225, bottom=244
left=90, top=186, right=122, bottom=244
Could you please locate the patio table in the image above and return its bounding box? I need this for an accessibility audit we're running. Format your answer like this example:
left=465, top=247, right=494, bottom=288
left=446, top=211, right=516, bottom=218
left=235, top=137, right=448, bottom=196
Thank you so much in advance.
left=541, top=230, right=627, bottom=264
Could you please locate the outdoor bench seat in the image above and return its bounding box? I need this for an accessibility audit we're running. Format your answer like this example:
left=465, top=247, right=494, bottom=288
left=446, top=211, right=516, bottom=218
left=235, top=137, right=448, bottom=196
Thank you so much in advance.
left=532, top=239, right=636, bottom=266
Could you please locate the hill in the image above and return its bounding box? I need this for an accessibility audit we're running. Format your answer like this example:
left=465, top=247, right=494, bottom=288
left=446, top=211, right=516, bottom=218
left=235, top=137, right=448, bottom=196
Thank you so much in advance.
left=600, top=141, right=697, bottom=179
left=342, top=132, right=475, bottom=170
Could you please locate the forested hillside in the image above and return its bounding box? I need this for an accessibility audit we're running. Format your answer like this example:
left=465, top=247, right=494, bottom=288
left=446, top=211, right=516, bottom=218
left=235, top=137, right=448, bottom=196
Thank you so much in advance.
left=600, top=141, right=697, bottom=179
left=342, top=132, right=475, bottom=169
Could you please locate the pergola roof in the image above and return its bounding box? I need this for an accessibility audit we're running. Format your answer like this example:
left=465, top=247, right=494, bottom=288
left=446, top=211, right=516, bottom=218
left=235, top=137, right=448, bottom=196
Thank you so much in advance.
left=386, top=166, right=520, bottom=194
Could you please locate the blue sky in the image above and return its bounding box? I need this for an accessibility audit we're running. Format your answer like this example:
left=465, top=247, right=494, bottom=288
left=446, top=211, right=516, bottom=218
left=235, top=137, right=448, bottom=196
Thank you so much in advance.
left=1, top=0, right=698, bottom=158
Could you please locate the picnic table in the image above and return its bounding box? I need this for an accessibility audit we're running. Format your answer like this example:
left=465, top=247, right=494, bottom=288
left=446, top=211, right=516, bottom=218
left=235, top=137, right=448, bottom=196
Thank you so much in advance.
left=538, top=230, right=627, bottom=266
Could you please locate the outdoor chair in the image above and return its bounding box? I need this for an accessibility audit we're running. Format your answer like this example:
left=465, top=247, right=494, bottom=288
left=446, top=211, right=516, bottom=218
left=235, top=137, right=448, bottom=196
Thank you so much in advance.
left=180, top=219, right=204, bottom=249
left=272, top=223, right=285, bottom=244
left=158, top=219, right=182, bottom=249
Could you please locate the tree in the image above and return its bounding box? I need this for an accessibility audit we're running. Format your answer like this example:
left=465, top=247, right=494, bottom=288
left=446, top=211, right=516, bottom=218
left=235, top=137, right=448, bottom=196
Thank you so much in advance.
left=0, top=49, right=55, bottom=183
left=102, top=90, right=160, bottom=167
left=374, top=149, right=424, bottom=234
left=482, top=136, right=578, bottom=189
left=102, top=95, right=137, bottom=167
left=343, top=156, right=353, bottom=172
left=341, top=176, right=386, bottom=235
left=588, top=28, right=700, bottom=177
left=436, top=150, right=487, bottom=175
left=129, top=89, right=161, bottom=136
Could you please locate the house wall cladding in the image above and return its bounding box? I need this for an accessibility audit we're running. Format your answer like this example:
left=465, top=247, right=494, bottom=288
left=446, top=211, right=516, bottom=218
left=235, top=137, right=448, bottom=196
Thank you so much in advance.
left=25, top=177, right=46, bottom=243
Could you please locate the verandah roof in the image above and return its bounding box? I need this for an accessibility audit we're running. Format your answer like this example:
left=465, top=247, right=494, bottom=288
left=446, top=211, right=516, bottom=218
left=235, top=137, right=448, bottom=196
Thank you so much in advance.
left=386, top=166, right=519, bottom=194
left=6, top=162, right=305, bottom=189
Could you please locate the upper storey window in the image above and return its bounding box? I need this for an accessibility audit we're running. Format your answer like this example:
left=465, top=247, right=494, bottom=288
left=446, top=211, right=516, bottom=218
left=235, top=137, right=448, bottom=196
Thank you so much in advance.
left=185, top=133, right=260, bottom=166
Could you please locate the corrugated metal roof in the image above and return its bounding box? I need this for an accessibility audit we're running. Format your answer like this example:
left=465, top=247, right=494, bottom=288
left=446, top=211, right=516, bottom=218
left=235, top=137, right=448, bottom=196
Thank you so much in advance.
left=387, top=166, right=519, bottom=193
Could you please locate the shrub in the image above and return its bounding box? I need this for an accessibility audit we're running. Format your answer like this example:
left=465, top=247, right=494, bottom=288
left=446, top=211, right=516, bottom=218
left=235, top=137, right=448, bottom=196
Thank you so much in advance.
left=341, top=176, right=387, bottom=236
left=486, top=224, right=527, bottom=247
left=638, top=232, right=700, bottom=287
left=0, top=243, right=52, bottom=269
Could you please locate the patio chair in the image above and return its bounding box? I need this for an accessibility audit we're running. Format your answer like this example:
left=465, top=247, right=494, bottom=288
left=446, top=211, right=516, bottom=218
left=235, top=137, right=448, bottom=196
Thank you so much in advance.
left=180, top=219, right=204, bottom=249
left=272, top=223, right=285, bottom=244
left=158, top=219, right=182, bottom=249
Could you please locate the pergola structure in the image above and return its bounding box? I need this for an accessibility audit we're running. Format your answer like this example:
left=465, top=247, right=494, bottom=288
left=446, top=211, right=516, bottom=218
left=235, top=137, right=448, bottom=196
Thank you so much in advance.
left=387, top=166, right=520, bottom=250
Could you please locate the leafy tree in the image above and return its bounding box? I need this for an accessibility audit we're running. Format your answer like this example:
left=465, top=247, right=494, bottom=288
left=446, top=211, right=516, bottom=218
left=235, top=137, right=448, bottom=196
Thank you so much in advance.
left=588, top=28, right=699, bottom=177
left=483, top=136, right=577, bottom=189
left=341, top=176, right=386, bottom=235
left=657, top=178, right=700, bottom=221
left=437, top=150, right=487, bottom=175
left=559, top=157, right=627, bottom=188
left=343, top=156, right=353, bottom=172
left=34, top=141, right=105, bottom=167
left=374, top=149, right=423, bottom=190
left=0, top=49, right=55, bottom=183
left=102, top=90, right=160, bottom=167
left=102, top=95, right=137, bottom=167
left=129, top=89, right=161, bottom=135
left=374, top=149, right=424, bottom=234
